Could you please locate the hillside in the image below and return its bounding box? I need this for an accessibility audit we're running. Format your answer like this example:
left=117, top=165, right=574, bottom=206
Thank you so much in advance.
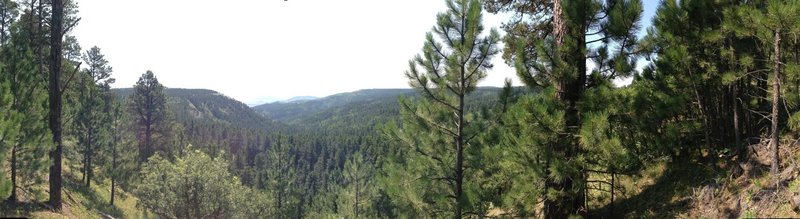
left=252, top=89, right=415, bottom=123
left=253, top=87, right=517, bottom=131
left=1, top=142, right=145, bottom=218
left=114, top=88, right=281, bottom=131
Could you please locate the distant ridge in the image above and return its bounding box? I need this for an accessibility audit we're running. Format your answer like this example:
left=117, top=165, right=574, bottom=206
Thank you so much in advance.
left=251, top=87, right=514, bottom=127
left=280, top=96, right=318, bottom=103
left=112, top=88, right=280, bottom=131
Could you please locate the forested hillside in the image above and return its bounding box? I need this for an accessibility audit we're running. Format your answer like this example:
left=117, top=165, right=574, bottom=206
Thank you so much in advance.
left=254, top=89, right=415, bottom=123
left=254, top=87, right=517, bottom=132
left=3, top=0, right=800, bottom=218
left=115, top=88, right=281, bottom=131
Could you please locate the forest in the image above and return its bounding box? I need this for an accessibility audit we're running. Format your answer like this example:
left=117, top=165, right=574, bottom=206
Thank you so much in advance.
left=2, top=0, right=800, bottom=218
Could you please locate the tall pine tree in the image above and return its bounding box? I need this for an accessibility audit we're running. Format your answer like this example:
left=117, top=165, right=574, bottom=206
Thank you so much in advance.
left=0, top=53, right=21, bottom=202
left=723, top=0, right=800, bottom=175
left=337, top=152, right=376, bottom=218
left=130, top=70, right=170, bottom=162
left=386, top=0, right=500, bottom=217
left=486, top=0, right=643, bottom=217
left=74, top=46, right=114, bottom=188
left=47, top=0, right=65, bottom=209
left=105, top=95, right=137, bottom=205
left=0, top=20, right=50, bottom=204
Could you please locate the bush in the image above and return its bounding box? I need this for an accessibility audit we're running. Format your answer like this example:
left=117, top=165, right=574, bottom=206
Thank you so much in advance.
left=136, top=149, right=270, bottom=218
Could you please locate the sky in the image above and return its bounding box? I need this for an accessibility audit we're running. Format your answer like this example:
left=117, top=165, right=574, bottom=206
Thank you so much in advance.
left=72, top=0, right=658, bottom=105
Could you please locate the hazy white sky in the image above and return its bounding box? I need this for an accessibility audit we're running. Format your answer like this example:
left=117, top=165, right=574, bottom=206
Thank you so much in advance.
left=72, top=0, right=656, bottom=105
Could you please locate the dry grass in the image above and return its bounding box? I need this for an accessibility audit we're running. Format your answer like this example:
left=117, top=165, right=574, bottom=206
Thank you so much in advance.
left=2, top=151, right=146, bottom=219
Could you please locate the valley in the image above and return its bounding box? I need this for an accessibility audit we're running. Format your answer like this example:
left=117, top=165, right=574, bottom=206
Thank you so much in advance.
left=3, top=0, right=800, bottom=218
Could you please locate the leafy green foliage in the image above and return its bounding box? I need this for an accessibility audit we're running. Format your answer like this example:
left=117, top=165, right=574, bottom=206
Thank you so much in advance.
left=137, top=149, right=270, bottom=218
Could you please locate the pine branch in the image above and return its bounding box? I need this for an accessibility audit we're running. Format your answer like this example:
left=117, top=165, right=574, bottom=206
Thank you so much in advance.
left=60, top=61, right=81, bottom=93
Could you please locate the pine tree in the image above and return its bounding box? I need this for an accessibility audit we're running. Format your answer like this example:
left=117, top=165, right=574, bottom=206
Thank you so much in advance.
left=130, top=70, right=170, bottom=162
left=47, top=0, right=65, bottom=209
left=723, top=0, right=800, bottom=175
left=486, top=0, right=643, bottom=217
left=105, top=96, right=136, bottom=205
left=74, top=45, right=114, bottom=188
left=386, top=0, right=500, bottom=217
left=337, top=152, right=375, bottom=218
left=256, top=136, right=300, bottom=217
left=0, top=62, right=21, bottom=201
left=0, top=22, right=50, bottom=204
left=0, top=0, right=17, bottom=44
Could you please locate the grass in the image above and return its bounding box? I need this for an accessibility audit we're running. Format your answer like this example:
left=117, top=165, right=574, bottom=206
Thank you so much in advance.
left=587, top=157, right=717, bottom=218
left=1, top=155, right=147, bottom=218
left=586, top=140, right=800, bottom=218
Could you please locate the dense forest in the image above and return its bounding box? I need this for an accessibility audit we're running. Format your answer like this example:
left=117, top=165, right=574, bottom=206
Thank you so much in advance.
left=2, top=0, right=800, bottom=218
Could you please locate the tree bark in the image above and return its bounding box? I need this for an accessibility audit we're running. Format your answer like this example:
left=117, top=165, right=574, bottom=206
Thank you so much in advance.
left=546, top=0, right=587, bottom=216
left=48, top=0, right=64, bottom=210
left=110, top=178, right=115, bottom=205
left=110, top=126, right=117, bottom=205
left=453, top=58, right=466, bottom=219
left=7, top=144, right=18, bottom=204
left=86, top=116, right=93, bottom=188
left=734, top=84, right=743, bottom=159
left=770, top=30, right=781, bottom=176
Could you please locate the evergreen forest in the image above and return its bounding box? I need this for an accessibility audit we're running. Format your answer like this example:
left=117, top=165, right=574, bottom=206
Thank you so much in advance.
left=2, top=0, right=800, bottom=218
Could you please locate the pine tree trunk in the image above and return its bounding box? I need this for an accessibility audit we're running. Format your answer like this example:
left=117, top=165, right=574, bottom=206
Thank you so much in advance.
left=546, top=1, right=568, bottom=217
left=355, top=172, right=360, bottom=218
left=110, top=129, right=117, bottom=205
left=7, top=144, right=18, bottom=204
left=548, top=0, right=587, bottom=216
left=110, top=178, right=115, bottom=205
left=143, top=124, right=152, bottom=162
left=48, top=0, right=64, bottom=210
left=85, top=95, right=93, bottom=188
left=734, top=84, right=743, bottom=159
left=453, top=65, right=466, bottom=219
left=770, top=30, right=781, bottom=176
left=36, top=0, right=44, bottom=76
left=86, top=148, right=92, bottom=188
left=0, top=6, right=6, bottom=43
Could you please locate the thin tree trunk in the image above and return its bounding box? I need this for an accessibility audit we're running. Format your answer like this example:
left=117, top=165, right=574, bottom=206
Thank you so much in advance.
left=36, top=0, right=44, bottom=77
left=770, top=30, right=781, bottom=176
left=48, top=0, right=64, bottom=210
left=110, top=127, right=117, bottom=205
left=7, top=144, right=18, bottom=204
left=110, top=178, right=115, bottom=205
left=87, top=112, right=93, bottom=188
left=610, top=173, right=615, bottom=218
left=453, top=62, right=466, bottom=219
left=143, top=124, right=152, bottom=162
left=1, top=7, right=6, bottom=44
left=86, top=144, right=92, bottom=188
left=355, top=168, right=360, bottom=218
left=734, top=84, right=742, bottom=159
